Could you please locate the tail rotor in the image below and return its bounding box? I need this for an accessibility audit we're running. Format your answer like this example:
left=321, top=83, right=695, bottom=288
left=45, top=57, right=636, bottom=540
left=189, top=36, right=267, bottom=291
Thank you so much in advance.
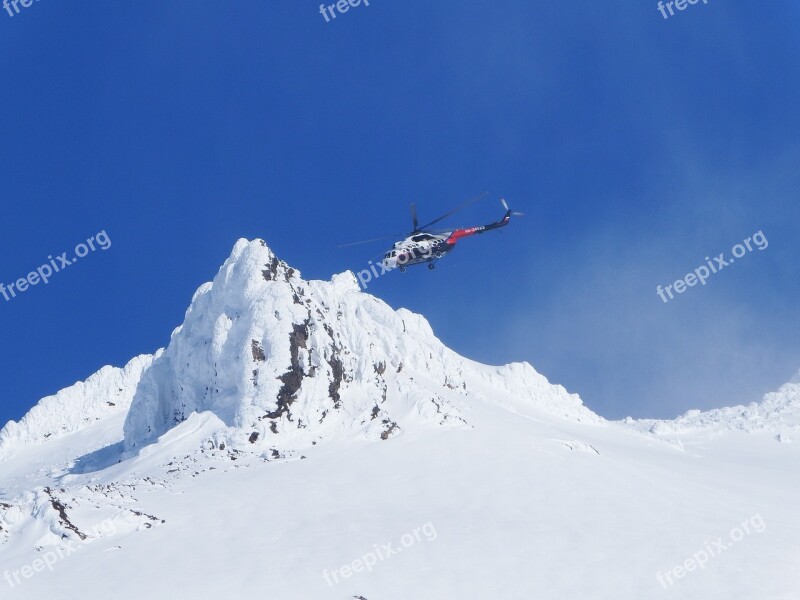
left=500, top=198, right=524, bottom=216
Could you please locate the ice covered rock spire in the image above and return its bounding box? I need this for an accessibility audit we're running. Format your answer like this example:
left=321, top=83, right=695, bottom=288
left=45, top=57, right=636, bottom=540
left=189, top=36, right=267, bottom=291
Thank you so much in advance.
left=122, top=239, right=596, bottom=453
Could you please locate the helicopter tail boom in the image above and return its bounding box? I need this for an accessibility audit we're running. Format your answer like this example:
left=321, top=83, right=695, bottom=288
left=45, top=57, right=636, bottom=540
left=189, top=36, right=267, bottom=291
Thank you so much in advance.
left=444, top=199, right=518, bottom=245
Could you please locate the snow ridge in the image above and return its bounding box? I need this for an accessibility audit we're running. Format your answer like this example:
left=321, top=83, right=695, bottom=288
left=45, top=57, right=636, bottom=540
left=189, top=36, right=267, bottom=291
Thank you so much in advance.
left=629, top=380, right=800, bottom=437
left=0, top=355, right=153, bottom=459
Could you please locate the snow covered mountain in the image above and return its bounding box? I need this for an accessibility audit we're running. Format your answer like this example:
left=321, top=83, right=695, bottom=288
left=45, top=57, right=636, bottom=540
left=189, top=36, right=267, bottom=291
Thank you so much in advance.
left=1, top=239, right=798, bottom=600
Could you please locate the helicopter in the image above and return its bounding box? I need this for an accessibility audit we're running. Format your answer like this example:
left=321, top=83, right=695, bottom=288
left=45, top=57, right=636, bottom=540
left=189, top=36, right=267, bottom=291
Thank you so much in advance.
left=341, top=194, right=522, bottom=272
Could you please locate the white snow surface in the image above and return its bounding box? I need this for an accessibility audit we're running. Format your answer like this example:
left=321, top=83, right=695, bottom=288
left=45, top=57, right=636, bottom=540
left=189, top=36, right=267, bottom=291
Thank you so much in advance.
left=0, top=239, right=798, bottom=600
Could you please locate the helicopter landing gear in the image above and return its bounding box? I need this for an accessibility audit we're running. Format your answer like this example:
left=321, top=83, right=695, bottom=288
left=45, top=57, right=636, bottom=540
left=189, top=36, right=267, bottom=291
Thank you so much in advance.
left=399, top=266, right=406, bottom=273
left=428, top=262, right=435, bottom=270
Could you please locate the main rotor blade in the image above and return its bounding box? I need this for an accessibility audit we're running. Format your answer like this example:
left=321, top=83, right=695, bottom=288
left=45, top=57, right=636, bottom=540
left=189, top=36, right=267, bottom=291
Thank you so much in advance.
left=417, top=191, right=489, bottom=231
left=410, top=202, right=419, bottom=232
left=338, top=234, right=401, bottom=249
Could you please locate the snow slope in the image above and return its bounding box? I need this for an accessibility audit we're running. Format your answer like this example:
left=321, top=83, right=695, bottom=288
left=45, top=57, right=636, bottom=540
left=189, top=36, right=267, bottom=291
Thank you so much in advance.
left=1, top=239, right=798, bottom=600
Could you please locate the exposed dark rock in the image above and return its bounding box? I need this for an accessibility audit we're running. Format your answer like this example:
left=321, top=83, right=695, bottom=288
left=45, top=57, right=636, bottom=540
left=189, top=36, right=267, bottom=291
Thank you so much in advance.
left=43, top=488, right=86, bottom=540
left=328, top=351, right=343, bottom=409
left=380, top=420, right=399, bottom=440
left=251, top=340, right=266, bottom=362
left=250, top=340, right=267, bottom=362
left=262, top=256, right=280, bottom=281
left=289, top=322, right=309, bottom=360
left=265, top=321, right=310, bottom=422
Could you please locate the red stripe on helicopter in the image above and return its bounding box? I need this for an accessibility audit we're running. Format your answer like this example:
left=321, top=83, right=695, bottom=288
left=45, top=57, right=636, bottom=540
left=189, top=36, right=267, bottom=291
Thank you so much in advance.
left=446, top=225, right=484, bottom=244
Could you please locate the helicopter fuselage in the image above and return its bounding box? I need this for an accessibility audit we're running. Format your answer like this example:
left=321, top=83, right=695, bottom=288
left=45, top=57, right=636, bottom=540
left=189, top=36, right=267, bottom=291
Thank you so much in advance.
left=381, top=209, right=512, bottom=271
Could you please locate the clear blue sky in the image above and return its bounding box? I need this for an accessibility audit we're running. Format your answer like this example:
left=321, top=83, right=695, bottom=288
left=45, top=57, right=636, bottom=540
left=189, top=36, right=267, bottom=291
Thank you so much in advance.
left=1, top=1, right=798, bottom=425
